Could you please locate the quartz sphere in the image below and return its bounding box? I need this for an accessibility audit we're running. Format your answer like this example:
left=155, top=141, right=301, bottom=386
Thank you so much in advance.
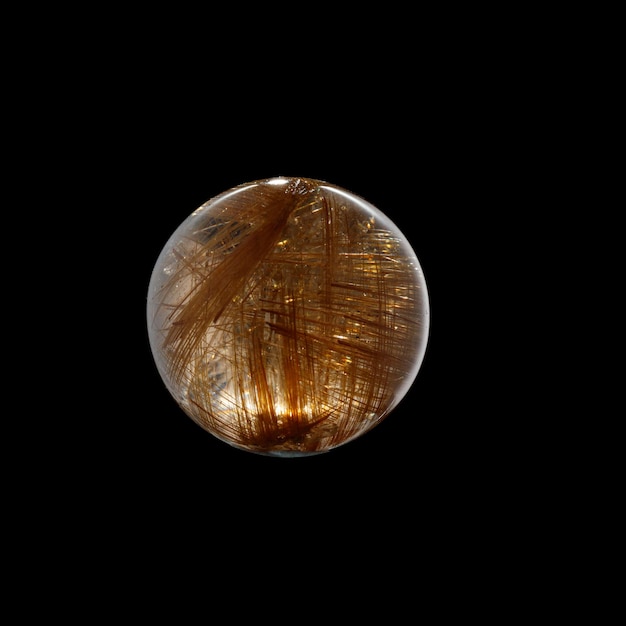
left=147, top=177, right=429, bottom=457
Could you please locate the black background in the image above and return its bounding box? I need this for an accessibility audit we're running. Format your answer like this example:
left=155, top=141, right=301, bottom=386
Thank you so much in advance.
left=24, top=23, right=534, bottom=609
left=67, top=78, right=505, bottom=534
left=9, top=8, right=578, bottom=617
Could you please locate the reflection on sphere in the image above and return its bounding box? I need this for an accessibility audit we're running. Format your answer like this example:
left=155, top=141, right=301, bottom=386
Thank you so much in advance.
left=147, top=177, right=429, bottom=457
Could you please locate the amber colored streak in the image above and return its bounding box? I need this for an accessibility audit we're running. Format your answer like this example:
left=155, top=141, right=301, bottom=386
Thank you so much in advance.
left=282, top=290, right=303, bottom=426
left=163, top=182, right=316, bottom=385
left=283, top=208, right=414, bottom=450
left=249, top=324, right=276, bottom=438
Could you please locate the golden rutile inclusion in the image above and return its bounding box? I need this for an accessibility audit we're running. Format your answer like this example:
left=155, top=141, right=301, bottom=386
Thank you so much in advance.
left=147, top=177, right=429, bottom=457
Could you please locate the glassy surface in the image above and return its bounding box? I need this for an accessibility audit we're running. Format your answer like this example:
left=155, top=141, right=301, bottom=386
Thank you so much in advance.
left=147, top=177, right=429, bottom=456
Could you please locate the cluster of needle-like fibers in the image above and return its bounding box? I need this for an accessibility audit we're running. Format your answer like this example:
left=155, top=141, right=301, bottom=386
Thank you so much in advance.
left=147, top=177, right=429, bottom=456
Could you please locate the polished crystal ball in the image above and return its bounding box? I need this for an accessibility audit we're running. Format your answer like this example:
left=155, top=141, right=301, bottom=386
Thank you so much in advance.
left=147, top=177, right=430, bottom=457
